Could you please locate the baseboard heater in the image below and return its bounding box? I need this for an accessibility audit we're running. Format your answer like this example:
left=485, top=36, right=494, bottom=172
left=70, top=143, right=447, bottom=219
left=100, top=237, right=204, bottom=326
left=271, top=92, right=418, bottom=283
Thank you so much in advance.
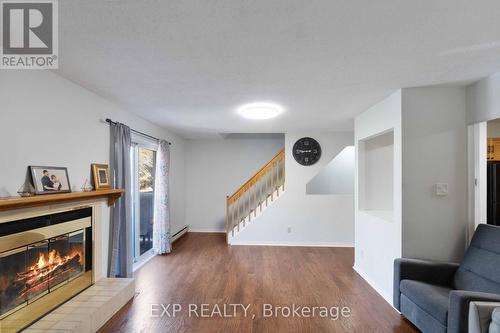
left=172, top=225, right=188, bottom=243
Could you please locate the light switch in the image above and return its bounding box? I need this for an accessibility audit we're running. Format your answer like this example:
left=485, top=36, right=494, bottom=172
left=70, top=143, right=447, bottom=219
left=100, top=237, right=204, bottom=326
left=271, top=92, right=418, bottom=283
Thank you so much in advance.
left=435, top=183, right=448, bottom=196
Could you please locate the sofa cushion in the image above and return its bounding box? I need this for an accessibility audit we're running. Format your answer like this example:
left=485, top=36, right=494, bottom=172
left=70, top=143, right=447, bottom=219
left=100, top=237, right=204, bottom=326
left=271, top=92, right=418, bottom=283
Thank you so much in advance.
left=401, top=294, right=447, bottom=333
left=454, top=224, right=500, bottom=294
left=400, top=279, right=451, bottom=324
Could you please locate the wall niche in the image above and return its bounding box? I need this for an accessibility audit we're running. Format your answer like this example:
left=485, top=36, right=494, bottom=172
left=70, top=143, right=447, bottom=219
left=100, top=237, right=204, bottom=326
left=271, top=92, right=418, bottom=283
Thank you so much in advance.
left=358, top=130, right=394, bottom=220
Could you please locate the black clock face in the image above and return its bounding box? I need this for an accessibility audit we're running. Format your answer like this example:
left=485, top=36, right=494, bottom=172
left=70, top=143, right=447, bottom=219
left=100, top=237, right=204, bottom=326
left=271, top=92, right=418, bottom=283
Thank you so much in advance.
left=292, top=137, right=321, bottom=166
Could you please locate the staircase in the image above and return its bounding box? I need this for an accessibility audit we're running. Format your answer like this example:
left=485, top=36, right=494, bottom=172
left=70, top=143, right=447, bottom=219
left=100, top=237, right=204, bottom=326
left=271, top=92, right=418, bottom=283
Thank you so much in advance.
left=226, top=148, right=285, bottom=243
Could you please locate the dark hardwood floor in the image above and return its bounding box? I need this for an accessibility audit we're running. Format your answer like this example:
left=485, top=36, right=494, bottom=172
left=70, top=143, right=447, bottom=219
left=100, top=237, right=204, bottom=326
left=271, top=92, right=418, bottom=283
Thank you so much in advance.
left=99, top=233, right=419, bottom=333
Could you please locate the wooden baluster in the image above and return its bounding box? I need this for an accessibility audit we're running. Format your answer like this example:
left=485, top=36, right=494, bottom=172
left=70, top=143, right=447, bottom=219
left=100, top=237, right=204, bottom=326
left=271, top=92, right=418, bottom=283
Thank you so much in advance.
left=231, top=199, right=235, bottom=237
left=249, top=186, right=251, bottom=215
left=254, top=181, right=257, bottom=217
left=237, top=195, right=240, bottom=232
left=225, top=149, right=284, bottom=238
left=245, top=188, right=248, bottom=224
left=282, top=155, right=285, bottom=191
left=243, top=190, right=246, bottom=227
left=271, top=164, right=274, bottom=201
left=265, top=171, right=269, bottom=206
left=226, top=196, right=229, bottom=242
left=281, top=158, right=284, bottom=188
left=248, top=185, right=251, bottom=223
left=276, top=161, right=280, bottom=197
left=260, top=176, right=263, bottom=212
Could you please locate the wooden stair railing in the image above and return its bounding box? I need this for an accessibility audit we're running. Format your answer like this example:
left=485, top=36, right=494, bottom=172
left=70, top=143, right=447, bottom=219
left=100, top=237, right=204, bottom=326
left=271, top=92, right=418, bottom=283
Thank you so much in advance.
left=226, top=148, right=285, bottom=242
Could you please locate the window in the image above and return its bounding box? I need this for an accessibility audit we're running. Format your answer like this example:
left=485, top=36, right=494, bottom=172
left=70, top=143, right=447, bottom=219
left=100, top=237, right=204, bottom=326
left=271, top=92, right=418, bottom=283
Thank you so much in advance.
left=130, top=134, right=157, bottom=267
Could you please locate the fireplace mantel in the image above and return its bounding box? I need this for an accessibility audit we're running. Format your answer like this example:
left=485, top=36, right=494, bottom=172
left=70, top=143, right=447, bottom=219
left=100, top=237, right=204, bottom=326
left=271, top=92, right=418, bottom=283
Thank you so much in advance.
left=0, top=189, right=124, bottom=212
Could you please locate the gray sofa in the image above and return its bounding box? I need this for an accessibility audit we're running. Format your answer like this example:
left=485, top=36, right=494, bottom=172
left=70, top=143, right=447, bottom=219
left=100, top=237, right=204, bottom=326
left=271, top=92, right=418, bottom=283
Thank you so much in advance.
left=469, top=302, right=500, bottom=333
left=394, top=224, right=500, bottom=333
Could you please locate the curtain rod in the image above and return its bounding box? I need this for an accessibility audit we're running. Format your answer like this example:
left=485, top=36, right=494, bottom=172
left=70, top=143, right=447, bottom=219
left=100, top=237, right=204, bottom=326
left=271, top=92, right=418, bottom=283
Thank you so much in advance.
left=105, top=118, right=172, bottom=145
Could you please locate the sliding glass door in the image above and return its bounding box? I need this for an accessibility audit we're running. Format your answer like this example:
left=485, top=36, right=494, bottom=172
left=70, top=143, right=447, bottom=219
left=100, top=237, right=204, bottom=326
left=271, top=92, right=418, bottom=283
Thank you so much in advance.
left=130, top=141, right=157, bottom=265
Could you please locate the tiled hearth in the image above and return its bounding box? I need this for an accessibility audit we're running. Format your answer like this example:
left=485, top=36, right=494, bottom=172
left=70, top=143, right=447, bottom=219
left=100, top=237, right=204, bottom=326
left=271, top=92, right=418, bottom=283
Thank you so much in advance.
left=24, top=278, right=134, bottom=333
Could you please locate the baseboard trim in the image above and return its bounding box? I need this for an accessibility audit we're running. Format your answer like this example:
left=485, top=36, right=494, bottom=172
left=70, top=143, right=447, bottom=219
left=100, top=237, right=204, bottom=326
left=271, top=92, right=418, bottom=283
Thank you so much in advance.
left=352, top=265, right=393, bottom=307
left=172, top=225, right=189, bottom=243
left=188, top=228, right=225, bottom=233
left=229, top=240, right=354, bottom=247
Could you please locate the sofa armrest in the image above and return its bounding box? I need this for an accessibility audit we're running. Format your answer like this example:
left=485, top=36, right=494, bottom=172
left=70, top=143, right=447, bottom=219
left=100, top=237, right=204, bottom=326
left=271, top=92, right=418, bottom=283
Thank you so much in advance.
left=492, top=308, right=500, bottom=333
left=448, top=290, right=500, bottom=333
left=393, top=258, right=459, bottom=310
left=468, top=301, right=500, bottom=333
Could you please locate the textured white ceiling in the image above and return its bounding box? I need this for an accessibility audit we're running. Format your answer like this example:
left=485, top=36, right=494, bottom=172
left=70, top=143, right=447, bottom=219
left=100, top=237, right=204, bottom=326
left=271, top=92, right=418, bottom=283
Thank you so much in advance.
left=57, top=0, right=500, bottom=138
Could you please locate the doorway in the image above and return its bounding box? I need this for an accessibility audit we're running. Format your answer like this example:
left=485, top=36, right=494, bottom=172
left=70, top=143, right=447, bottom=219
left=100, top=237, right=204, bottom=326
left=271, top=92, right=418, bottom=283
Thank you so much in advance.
left=469, top=119, right=500, bottom=239
left=130, top=139, right=157, bottom=268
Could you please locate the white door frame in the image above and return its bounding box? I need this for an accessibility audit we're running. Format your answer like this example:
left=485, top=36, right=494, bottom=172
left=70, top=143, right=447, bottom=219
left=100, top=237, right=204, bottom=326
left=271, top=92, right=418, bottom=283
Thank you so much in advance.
left=468, top=122, right=487, bottom=242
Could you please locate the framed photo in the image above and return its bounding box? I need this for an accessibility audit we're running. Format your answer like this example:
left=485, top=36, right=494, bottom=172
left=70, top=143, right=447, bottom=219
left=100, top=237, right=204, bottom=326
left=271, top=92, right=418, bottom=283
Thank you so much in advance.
left=29, top=166, right=71, bottom=195
left=92, top=164, right=112, bottom=190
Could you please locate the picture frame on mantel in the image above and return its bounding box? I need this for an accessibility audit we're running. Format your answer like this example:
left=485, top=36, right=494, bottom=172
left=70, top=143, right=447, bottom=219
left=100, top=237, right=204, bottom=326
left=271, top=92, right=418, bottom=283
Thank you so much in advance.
left=29, top=166, right=72, bottom=195
left=91, top=163, right=112, bottom=190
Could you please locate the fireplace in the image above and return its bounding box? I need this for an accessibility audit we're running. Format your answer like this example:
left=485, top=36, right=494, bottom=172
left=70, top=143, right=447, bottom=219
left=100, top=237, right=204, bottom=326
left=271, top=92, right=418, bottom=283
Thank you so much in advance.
left=0, top=208, right=93, bottom=332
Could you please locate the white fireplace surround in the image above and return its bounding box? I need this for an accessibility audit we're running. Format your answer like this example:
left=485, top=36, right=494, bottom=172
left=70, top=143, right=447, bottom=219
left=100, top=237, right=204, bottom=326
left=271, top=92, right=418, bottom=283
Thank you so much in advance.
left=0, top=197, right=135, bottom=332
left=0, top=198, right=110, bottom=281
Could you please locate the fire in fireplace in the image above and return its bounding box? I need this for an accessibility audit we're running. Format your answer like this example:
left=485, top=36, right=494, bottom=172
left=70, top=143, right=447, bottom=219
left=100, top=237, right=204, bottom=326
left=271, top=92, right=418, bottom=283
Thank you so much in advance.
left=25, top=247, right=83, bottom=291
left=0, top=208, right=93, bottom=331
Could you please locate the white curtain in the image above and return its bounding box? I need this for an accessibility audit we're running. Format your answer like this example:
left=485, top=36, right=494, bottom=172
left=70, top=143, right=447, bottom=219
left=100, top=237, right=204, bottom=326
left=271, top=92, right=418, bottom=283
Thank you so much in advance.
left=153, top=140, right=171, bottom=254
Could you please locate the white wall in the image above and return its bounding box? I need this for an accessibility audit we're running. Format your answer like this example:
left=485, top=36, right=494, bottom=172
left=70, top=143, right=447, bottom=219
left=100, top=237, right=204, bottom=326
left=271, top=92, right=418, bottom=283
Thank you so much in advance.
left=232, top=131, right=355, bottom=246
left=354, top=90, right=402, bottom=304
left=401, top=87, right=467, bottom=262
left=184, top=135, right=284, bottom=232
left=0, top=71, right=186, bottom=275
left=306, top=146, right=354, bottom=195
left=487, top=120, right=500, bottom=137
left=466, top=72, right=500, bottom=124
left=354, top=87, right=469, bottom=305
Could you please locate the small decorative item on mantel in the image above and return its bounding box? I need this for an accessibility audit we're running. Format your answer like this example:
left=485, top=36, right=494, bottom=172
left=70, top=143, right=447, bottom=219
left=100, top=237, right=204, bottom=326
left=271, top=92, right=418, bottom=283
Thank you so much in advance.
left=91, top=164, right=112, bottom=190
left=29, top=166, right=71, bottom=195
left=81, top=179, right=93, bottom=192
left=17, top=180, right=35, bottom=197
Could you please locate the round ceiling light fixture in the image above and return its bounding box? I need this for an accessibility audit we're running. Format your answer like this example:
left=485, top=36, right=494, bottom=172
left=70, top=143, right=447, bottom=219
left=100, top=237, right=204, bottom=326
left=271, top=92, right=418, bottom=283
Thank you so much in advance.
left=237, top=102, right=284, bottom=120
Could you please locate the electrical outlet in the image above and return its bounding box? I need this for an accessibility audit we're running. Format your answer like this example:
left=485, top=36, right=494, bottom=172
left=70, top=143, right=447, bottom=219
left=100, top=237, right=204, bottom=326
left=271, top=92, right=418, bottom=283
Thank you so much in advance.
left=287, top=227, right=292, bottom=234
left=435, top=183, right=448, bottom=196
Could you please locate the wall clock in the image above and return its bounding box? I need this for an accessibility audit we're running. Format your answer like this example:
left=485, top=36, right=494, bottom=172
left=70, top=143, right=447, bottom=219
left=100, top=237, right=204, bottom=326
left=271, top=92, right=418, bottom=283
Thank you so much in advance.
left=292, top=137, right=321, bottom=166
